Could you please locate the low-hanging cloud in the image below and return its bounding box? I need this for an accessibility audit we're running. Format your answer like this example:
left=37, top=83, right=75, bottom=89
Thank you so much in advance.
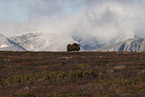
left=1, top=0, right=145, bottom=50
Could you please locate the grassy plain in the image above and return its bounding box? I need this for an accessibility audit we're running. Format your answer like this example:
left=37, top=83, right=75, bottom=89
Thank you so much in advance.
left=0, top=51, right=145, bottom=97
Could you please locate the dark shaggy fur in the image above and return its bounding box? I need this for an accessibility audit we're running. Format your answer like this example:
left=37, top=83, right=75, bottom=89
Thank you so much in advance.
left=67, top=43, right=80, bottom=52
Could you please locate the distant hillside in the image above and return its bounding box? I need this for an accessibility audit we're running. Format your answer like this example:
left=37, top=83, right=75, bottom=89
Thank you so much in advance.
left=0, top=33, right=26, bottom=51
left=94, top=37, right=145, bottom=52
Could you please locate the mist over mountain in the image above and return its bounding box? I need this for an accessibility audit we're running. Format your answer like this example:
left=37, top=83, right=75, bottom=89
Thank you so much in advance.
left=0, top=33, right=26, bottom=51
left=10, top=32, right=107, bottom=51
left=1, top=1, right=145, bottom=51
left=8, top=32, right=145, bottom=52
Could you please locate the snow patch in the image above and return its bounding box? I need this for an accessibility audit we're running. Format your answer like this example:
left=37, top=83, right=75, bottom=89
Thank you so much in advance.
left=0, top=45, right=10, bottom=48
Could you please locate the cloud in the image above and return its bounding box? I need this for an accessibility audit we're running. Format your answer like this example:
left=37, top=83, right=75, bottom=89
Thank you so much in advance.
left=26, top=0, right=100, bottom=18
left=0, top=0, right=99, bottom=21
left=0, top=20, right=21, bottom=37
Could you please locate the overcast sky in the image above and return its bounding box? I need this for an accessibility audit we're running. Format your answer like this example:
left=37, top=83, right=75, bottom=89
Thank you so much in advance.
left=0, top=0, right=145, bottom=41
left=0, top=0, right=98, bottom=23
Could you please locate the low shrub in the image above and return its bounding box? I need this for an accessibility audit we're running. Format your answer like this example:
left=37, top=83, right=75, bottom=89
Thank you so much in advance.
left=10, top=93, right=35, bottom=97
left=2, top=70, right=96, bottom=84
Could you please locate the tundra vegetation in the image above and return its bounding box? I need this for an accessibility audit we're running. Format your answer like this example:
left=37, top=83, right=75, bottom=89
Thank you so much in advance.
left=0, top=51, right=145, bottom=97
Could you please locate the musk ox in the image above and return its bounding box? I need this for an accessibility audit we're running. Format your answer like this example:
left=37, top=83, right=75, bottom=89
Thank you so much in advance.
left=67, top=43, right=80, bottom=52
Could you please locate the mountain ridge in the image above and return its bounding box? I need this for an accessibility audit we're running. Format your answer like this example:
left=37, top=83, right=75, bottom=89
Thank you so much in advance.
left=0, top=33, right=27, bottom=51
left=93, top=37, right=145, bottom=52
left=10, top=32, right=76, bottom=51
left=7, top=31, right=145, bottom=52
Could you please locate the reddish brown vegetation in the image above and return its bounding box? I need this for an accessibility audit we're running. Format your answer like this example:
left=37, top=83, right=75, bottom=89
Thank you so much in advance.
left=0, top=51, right=145, bottom=97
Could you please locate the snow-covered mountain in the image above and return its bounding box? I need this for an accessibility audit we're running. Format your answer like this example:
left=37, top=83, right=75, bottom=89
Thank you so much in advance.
left=10, top=32, right=113, bottom=51
left=10, top=32, right=45, bottom=51
left=10, top=32, right=76, bottom=51
left=10, top=32, right=135, bottom=51
left=93, top=37, right=145, bottom=52
left=0, top=33, right=26, bottom=51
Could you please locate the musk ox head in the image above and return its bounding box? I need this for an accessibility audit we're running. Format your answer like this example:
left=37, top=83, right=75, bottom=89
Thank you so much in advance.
left=67, top=43, right=80, bottom=52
